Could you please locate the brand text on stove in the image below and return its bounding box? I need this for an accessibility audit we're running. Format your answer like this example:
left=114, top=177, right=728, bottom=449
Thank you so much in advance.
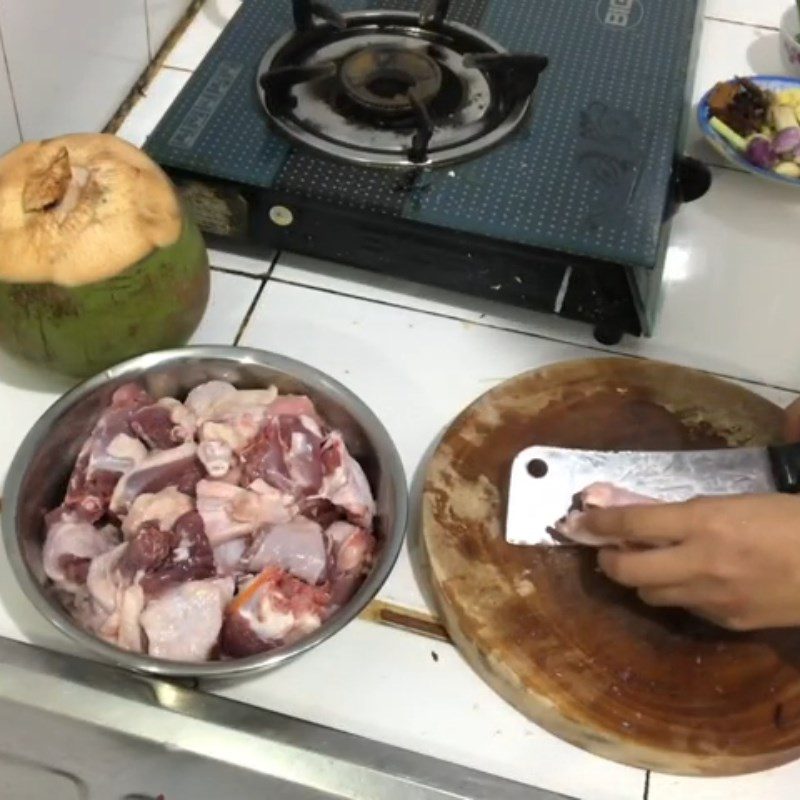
left=598, top=0, right=643, bottom=29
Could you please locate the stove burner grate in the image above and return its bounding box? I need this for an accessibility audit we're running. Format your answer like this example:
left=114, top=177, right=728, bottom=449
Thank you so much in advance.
left=257, top=1, right=548, bottom=167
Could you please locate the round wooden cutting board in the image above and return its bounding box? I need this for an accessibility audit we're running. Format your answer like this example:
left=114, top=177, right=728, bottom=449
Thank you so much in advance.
left=421, top=357, right=800, bottom=776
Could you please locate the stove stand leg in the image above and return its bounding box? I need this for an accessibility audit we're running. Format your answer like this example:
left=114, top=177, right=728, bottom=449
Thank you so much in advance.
left=419, top=0, right=451, bottom=27
left=593, top=323, right=625, bottom=347
left=292, top=0, right=345, bottom=32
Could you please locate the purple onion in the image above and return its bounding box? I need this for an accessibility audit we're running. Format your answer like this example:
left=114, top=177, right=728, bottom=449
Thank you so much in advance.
left=745, top=136, right=778, bottom=169
left=773, top=127, right=800, bottom=155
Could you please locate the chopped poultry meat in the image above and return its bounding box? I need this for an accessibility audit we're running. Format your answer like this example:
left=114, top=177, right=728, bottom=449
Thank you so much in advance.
left=220, top=567, right=330, bottom=657
left=247, top=519, right=327, bottom=585
left=43, top=515, right=118, bottom=590
left=553, top=482, right=660, bottom=546
left=319, top=433, right=376, bottom=528
left=121, top=486, right=193, bottom=538
left=61, top=383, right=152, bottom=521
left=44, top=380, right=378, bottom=662
left=140, top=577, right=235, bottom=662
left=109, top=442, right=203, bottom=514
left=195, top=479, right=295, bottom=545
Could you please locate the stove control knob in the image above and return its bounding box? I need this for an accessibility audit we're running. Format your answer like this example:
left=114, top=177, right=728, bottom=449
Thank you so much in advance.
left=269, top=205, right=294, bottom=227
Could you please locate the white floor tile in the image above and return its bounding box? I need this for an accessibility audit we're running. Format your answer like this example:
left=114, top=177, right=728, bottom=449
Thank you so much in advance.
left=649, top=761, right=800, bottom=799
left=0, top=0, right=150, bottom=140
left=182, top=268, right=260, bottom=345
left=214, top=619, right=645, bottom=800
left=116, top=67, right=191, bottom=148
left=209, top=247, right=277, bottom=276
left=625, top=167, right=800, bottom=392
left=146, top=0, right=192, bottom=58
left=705, top=0, right=786, bottom=28
left=164, top=0, right=242, bottom=71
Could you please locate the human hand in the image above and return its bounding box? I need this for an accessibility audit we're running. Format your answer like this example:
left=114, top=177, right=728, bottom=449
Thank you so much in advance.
left=585, top=494, right=800, bottom=631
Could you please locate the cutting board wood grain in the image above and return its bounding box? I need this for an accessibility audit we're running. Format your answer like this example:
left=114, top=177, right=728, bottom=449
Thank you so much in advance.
left=421, top=358, right=800, bottom=776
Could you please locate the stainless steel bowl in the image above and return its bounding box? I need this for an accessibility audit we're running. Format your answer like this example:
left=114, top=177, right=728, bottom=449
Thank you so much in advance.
left=2, top=346, right=408, bottom=678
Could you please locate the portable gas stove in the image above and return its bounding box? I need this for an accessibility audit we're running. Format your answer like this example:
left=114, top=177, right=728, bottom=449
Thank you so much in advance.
left=145, top=0, right=710, bottom=343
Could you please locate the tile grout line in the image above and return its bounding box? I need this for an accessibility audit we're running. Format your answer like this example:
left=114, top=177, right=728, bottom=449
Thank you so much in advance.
left=643, top=770, right=650, bottom=799
left=161, top=63, right=195, bottom=74
left=267, top=276, right=800, bottom=396
left=142, top=0, right=153, bottom=60
left=704, top=15, right=779, bottom=32
left=232, top=251, right=280, bottom=345
left=210, top=264, right=269, bottom=280
left=0, top=14, right=22, bottom=140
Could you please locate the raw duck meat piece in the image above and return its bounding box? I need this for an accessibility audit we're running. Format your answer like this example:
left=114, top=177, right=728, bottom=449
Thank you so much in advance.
left=157, top=397, right=197, bottom=441
left=188, top=382, right=278, bottom=452
left=140, top=577, right=234, bottom=662
left=553, top=482, right=661, bottom=546
left=196, top=479, right=295, bottom=545
left=45, top=380, right=378, bottom=663
left=240, top=416, right=324, bottom=495
left=109, top=443, right=203, bottom=514
left=121, top=486, right=193, bottom=538
left=86, top=543, right=129, bottom=615
left=325, top=521, right=375, bottom=605
left=298, top=497, right=345, bottom=528
left=197, top=440, right=235, bottom=478
left=319, top=432, right=376, bottom=528
left=117, top=584, right=146, bottom=652
left=220, top=567, right=330, bottom=658
left=121, top=511, right=215, bottom=595
left=131, top=402, right=192, bottom=450
left=42, top=516, right=118, bottom=589
left=247, top=519, right=327, bottom=584
left=213, top=538, right=248, bottom=575
left=192, top=383, right=324, bottom=456
left=62, top=383, right=153, bottom=521
left=119, top=523, right=173, bottom=576
left=138, top=511, right=215, bottom=594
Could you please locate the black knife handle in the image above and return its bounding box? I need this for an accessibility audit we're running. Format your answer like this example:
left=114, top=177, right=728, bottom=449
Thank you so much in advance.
left=768, top=443, right=800, bottom=494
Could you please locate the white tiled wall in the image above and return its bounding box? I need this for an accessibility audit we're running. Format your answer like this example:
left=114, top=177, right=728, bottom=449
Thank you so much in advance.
left=0, top=31, right=20, bottom=155
left=146, top=0, right=194, bottom=58
left=0, top=0, right=190, bottom=143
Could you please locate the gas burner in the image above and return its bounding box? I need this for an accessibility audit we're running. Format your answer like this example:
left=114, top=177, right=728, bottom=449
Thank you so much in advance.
left=257, top=1, right=548, bottom=167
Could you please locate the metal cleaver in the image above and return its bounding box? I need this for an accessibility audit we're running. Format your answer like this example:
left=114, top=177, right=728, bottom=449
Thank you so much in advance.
left=506, top=443, right=800, bottom=546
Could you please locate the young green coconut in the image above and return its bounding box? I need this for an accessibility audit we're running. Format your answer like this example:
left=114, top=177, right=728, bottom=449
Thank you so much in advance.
left=0, top=133, right=210, bottom=378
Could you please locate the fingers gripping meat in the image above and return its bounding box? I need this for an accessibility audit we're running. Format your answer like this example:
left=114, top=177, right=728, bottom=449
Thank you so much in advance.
left=553, top=482, right=660, bottom=546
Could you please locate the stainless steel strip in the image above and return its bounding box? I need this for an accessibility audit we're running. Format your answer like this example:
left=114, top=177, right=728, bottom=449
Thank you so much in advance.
left=0, top=636, right=575, bottom=800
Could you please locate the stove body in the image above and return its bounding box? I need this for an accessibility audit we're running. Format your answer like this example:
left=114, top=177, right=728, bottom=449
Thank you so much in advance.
left=145, top=0, right=708, bottom=342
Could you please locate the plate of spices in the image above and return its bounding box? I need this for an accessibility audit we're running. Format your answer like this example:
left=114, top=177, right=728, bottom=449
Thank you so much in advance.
left=698, top=75, right=800, bottom=187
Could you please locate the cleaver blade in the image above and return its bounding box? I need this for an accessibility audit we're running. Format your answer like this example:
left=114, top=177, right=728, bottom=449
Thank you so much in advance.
left=506, top=443, right=800, bottom=546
